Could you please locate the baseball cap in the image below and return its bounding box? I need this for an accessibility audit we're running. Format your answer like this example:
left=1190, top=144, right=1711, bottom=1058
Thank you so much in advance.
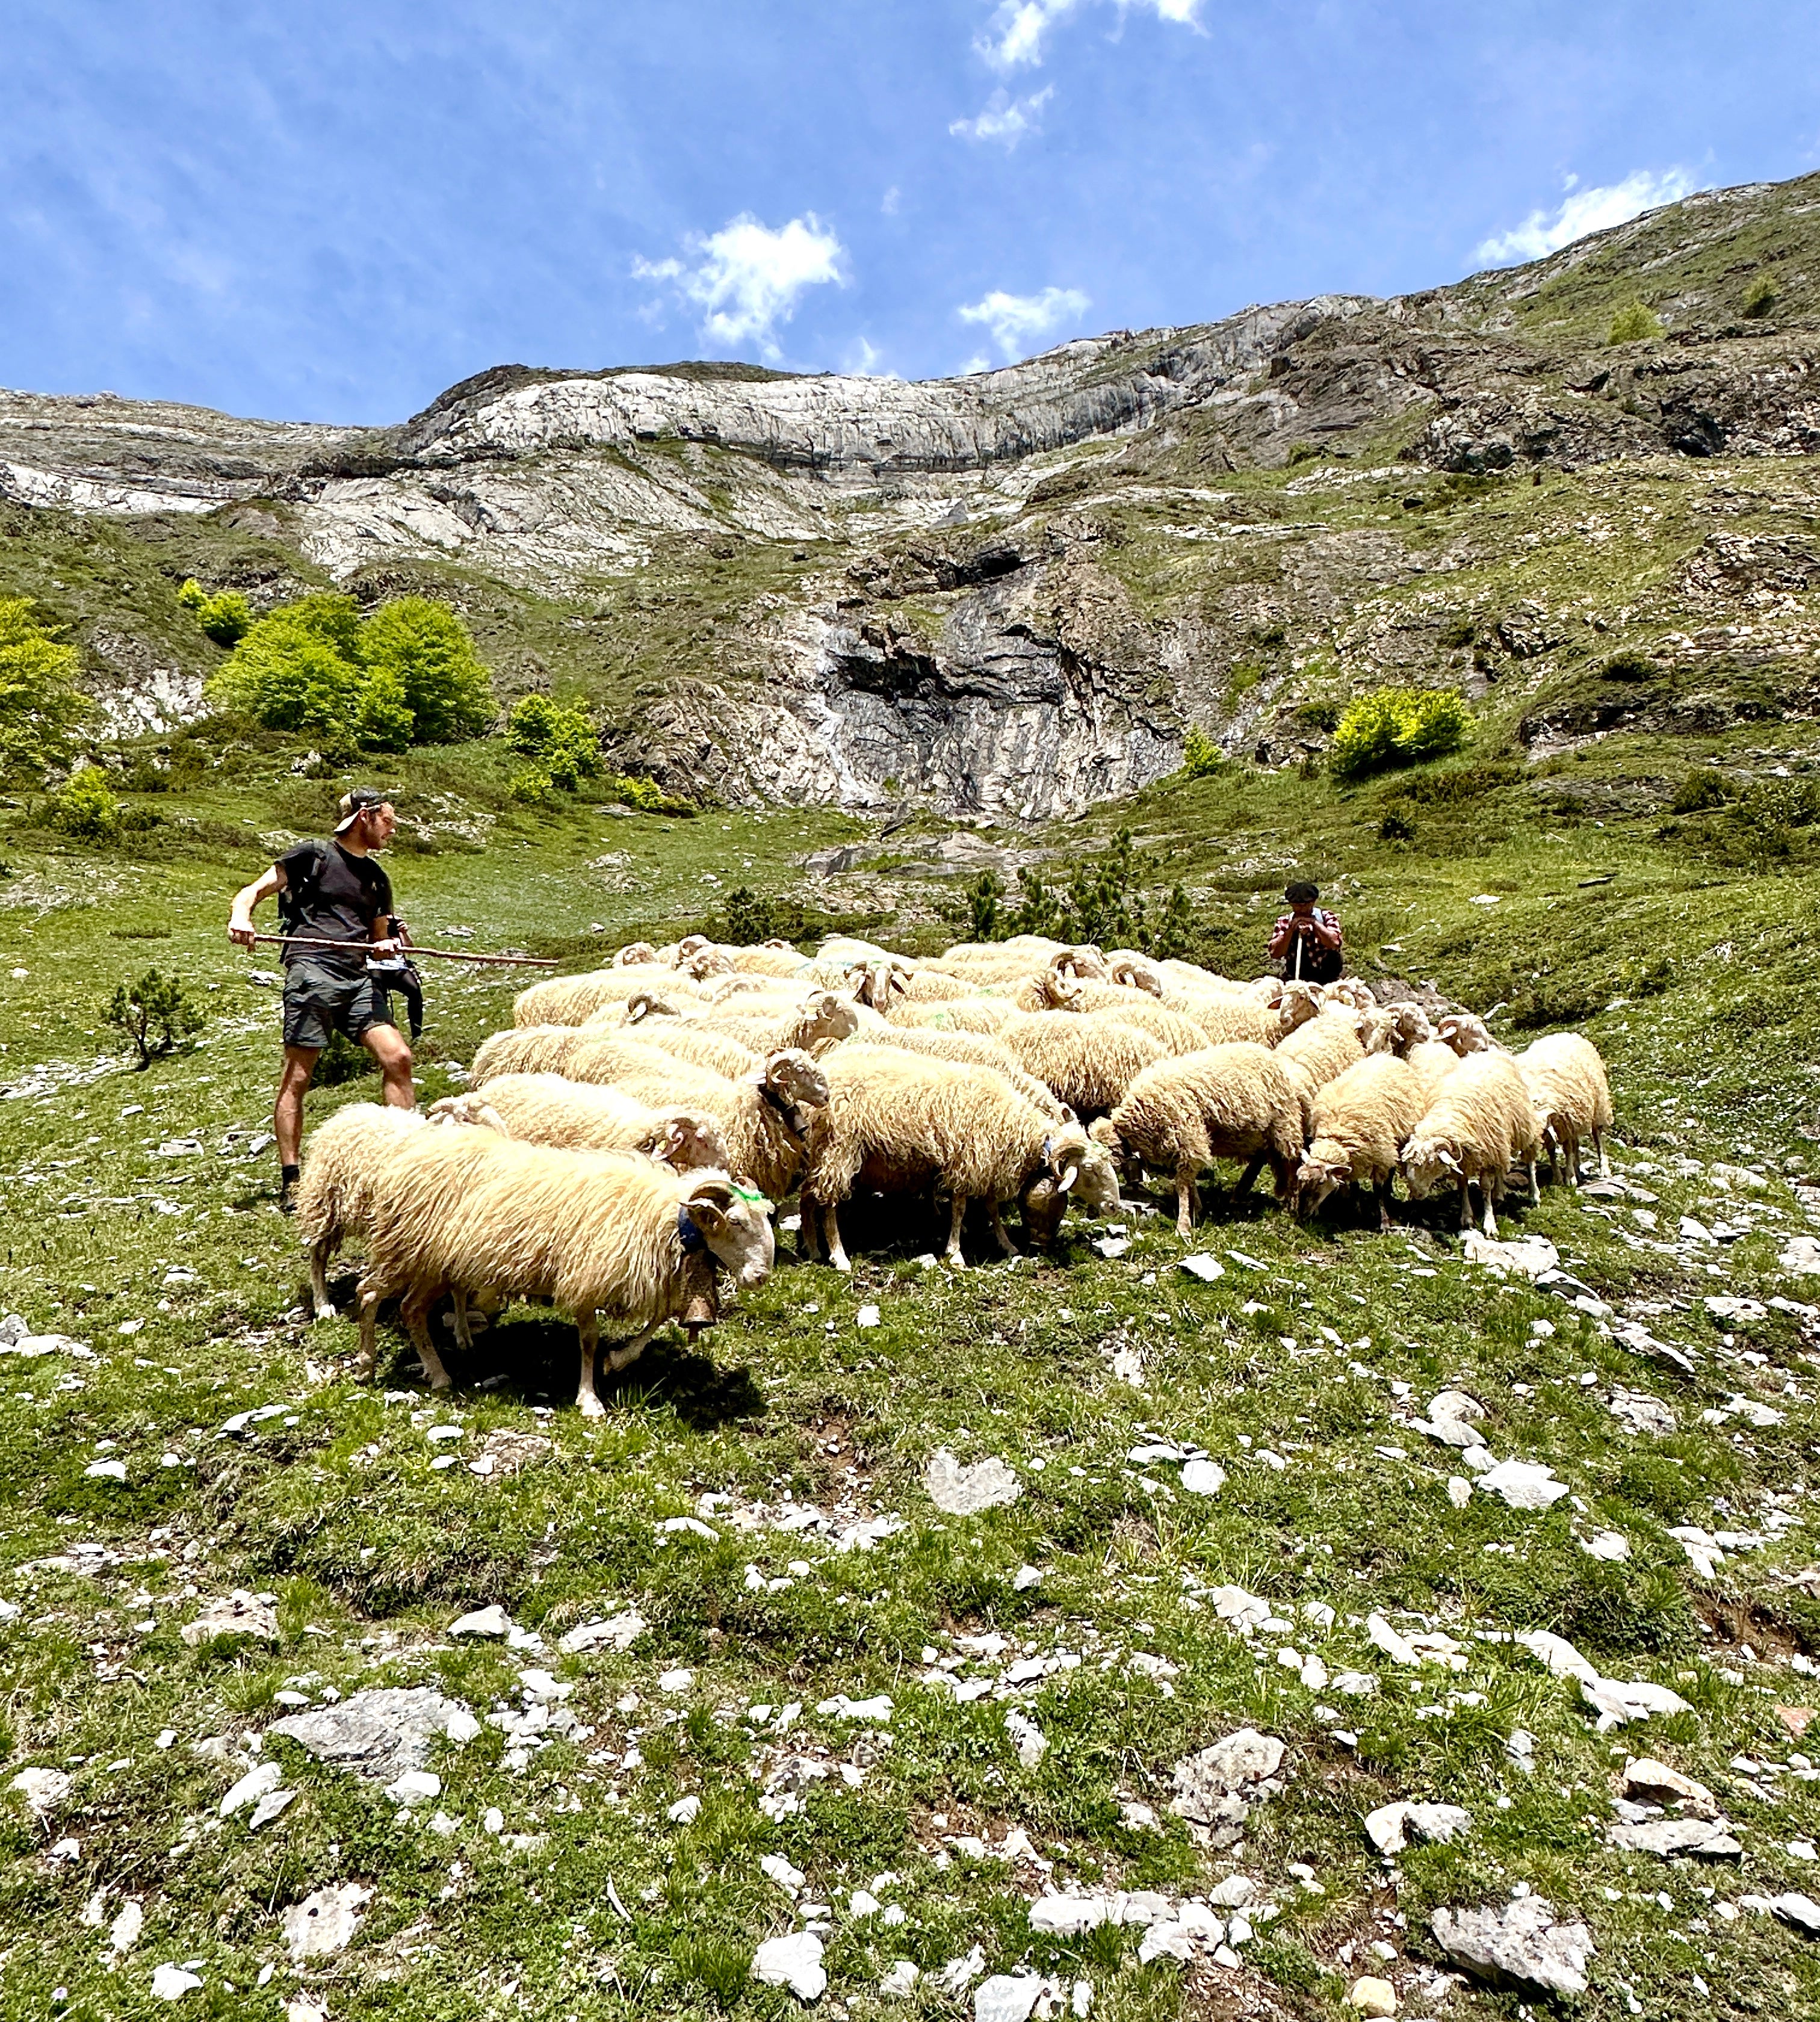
left=335, top=787, right=391, bottom=834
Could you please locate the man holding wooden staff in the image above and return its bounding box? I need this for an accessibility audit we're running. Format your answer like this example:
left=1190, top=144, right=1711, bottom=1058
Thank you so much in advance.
left=228, top=786, right=415, bottom=1207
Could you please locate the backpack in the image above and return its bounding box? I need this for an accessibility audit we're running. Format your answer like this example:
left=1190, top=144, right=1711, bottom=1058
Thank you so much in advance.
left=276, top=841, right=329, bottom=939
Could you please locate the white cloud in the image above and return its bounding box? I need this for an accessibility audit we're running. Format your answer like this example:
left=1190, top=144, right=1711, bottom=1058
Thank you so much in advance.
left=633, top=212, right=846, bottom=357
left=950, top=85, right=1054, bottom=147
left=1473, top=168, right=1699, bottom=267
left=881, top=185, right=900, bottom=215
left=844, top=336, right=897, bottom=378
left=975, top=0, right=1202, bottom=70
left=956, top=284, right=1091, bottom=360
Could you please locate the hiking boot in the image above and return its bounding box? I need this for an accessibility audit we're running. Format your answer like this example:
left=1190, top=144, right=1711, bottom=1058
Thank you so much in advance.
left=277, top=1175, right=298, bottom=1214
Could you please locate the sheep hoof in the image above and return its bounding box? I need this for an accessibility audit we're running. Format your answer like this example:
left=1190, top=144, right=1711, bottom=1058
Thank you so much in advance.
left=577, top=1391, right=607, bottom=1419
left=831, top=1254, right=852, bottom=1275
left=312, top=1302, right=337, bottom=1323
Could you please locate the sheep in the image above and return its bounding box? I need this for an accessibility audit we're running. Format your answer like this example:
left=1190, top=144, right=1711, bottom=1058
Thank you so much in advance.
left=451, top=1074, right=731, bottom=1170
left=356, top=1137, right=773, bottom=1411
left=1091, top=1042, right=1307, bottom=1236
left=572, top=1047, right=830, bottom=1202
left=472, top=1024, right=600, bottom=1082
left=999, top=1012, right=1165, bottom=1120
left=1182, top=985, right=1317, bottom=1051
left=1294, top=1054, right=1429, bottom=1227
left=1515, top=1032, right=1614, bottom=1184
left=1436, top=1011, right=1499, bottom=1056
left=844, top=1027, right=1075, bottom=1122
left=1083, top=998, right=1215, bottom=1056
left=699, top=989, right=859, bottom=1055
left=888, top=997, right=1019, bottom=1035
left=1104, top=950, right=1165, bottom=997
left=1399, top=1051, right=1543, bottom=1238
left=514, top=966, right=696, bottom=1027
left=1275, top=1001, right=1366, bottom=1092
left=613, top=941, right=658, bottom=967
left=802, top=1051, right=1115, bottom=1270
left=731, top=944, right=808, bottom=977
left=1322, top=977, right=1379, bottom=1015
left=1009, top=963, right=1086, bottom=1013
left=581, top=989, right=696, bottom=1031
left=619, top=1019, right=761, bottom=1081
left=294, top=1097, right=507, bottom=1323
left=1362, top=1000, right=1433, bottom=1057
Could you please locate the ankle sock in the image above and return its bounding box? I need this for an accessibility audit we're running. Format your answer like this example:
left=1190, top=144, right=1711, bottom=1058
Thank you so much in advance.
left=280, top=1163, right=300, bottom=1185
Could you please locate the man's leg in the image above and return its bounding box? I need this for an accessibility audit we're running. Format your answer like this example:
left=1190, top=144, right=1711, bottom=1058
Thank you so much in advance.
left=360, top=1021, right=416, bottom=1110
left=275, top=1046, right=320, bottom=1171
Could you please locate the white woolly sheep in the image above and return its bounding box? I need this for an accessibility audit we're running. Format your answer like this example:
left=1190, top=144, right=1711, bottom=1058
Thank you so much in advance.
left=887, top=997, right=1020, bottom=1034
left=513, top=966, right=696, bottom=1027
left=844, top=1028, right=1074, bottom=1122
left=701, top=989, right=859, bottom=1054
left=1294, top=1054, right=1429, bottom=1227
left=472, top=1024, right=591, bottom=1082
left=356, top=1136, right=773, bottom=1411
left=1083, top=998, right=1216, bottom=1057
left=1515, top=1032, right=1614, bottom=1184
left=1091, top=1041, right=1307, bottom=1236
left=802, top=1051, right=1114, bottom=1270
left=1436, top=1011, right=1499, bottom=1056
left=1362, top=1000, right=1434, bottom=1056
left=450, top=1074, right=731, bottom=1170
left=1400, top=1050, right=1543, bottom=1237
left=1274, top=1001, right=1366, bottom=1091
left=1103, top=950, right=1165, bottom=997
left=1182, top=985, right=1318, bottom=1051
left=1405, top=1038, right=1466, bottom=1106
left=999, top=1012, right=1164, bottom=1120
left=618, top=1018, right=762, bottom=1080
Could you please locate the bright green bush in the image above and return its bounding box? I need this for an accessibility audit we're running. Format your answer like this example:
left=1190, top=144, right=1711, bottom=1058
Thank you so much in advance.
left=1743, top=273, right=1777, bottom=318
left=206, top=593, right=492, bottom=749
left=610, top=773, right=695, bottom=816
left=1180, top=725, right=1223, bottom=778
left=1330, top=687, right=1470, bottom=779
left=506, top=694, right=600, bottom=790
left=507, top=765, right=557, bottom=805
left=104, top=968, right=204, bottom=1068
left=362, top=598, right=493, bottom=743
left=49, top=765, right=119, bottom=839
left=177, top=578, right=252, bottom=647
left=1608, top=300, right=1664, bottom=344
left=0, top=598, right=88, bottom=782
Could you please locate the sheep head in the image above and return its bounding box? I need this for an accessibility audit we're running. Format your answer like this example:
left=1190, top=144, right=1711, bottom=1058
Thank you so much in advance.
left=799, top=989, right=861, bottom=1046
left=1020, top=1122, right=1097, bottom=1249
left=613, top=941, right=658, bottom=968
left=684, top=945, right=735, bottom=982
left=681, top=1172, right=775, bottom=1290
left=1106, top=951, right=1165, bottom=997
left=625, top=988, right=687, bottom=1025
left=1277, top=981, right=1323, bottom=1034
left=1036, top=962, right=1084, bottom=1010
left=670, top=934, right=712, bottom=966
left=1293, top=1144, right=1351, bottom=1216
left=847, top=958, right=909, bottom=1012
left=1437, top=1012, right=1493, bottom=1056
left=658, top=1108, right=731, bottom=1172
left=1399, top=1135, right=1461, bottom=1199
left=1323, top=977, right=1376, bottom=1015
left=1057, top=943, right=1109, bottom=982
left=761, top=1048, right=831, bottom=1117
left=428, top=1093, right=511, bottom=1135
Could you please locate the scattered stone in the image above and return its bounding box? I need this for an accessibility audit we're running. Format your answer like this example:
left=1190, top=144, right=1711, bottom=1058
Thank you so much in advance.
left=667, top=1795, right=701, bottom=1824
left=1515, top=1628, right=1601, bottom=1685
left=1180, top=1459, right=1226, bottom=1496
left=658, top=1668, right=695, bottom=1693
left=247, top=1787, right=297, bottom=1831
left=1006, top=1711, right=1048, bottom=1769
left=974, top=1975, right=1044, bottom=2022
left=150, top=1964, right=203, bottom=2000
left=1474, top=1459, right=1569, bottom=1510
left=1431, top=1894, right=1595, bottom=1997
left=1580, top=1675, right=1694, bottom=1733
left=1110, top=1345, right=1145, bottom=1388
left=1610, top=1816, right=1742, bottom=1858
left=1609, top=1390, right=1677, bottom=1437
left=1178, top=1254, right=1225, bottom=1282
left=557, top=1609, right=647, bottom=1654
left=180, top=1592, right=279, bottom=1647
left=881, top=1961, right=920, bottom=1996
left=1013, top=1564, right=1044, bottom=1591
left=856, top=1304, right=881, bottom=1329
left=283, top=1881, right=372, bottom=1960
left=1781, top=1238, right=1820, bottom=1276
left=385, top=1769, right=441, bottom=1808
left=1349, top=1976, right=1398, bottom=2017
left=110, top=1899, right=143, bottom=1953
left=1365, top=1801, right=1472, bottom=1855
left=752, top=1930, right=826, bottom=2002
left=9, top=1766, right=69, bottom=1814
left=448, top=1604, right=513, bottom=1639
left=1778, top=1706, right=1817, bottom=1739
left=1447, top=1476, right=1472, bottom=1509
left=1580, top=1529, right=1631, bottom=1561
left=1461, top=1232, right=1559, bottom=1280
left=1171, top=1730, right=1287, bottom=1847
left=925, top=1448, right=1022, bottom=1515
left=268, top=1687, right=478, bottom=1785
left=1414, top=1390, right=1488, bottom=1448
left=220, top=1761, right=282, bottom=1817
left=84, top=1458, right=128, bottom=1480
left=1623, top=1758, right=1718, bottom=1817
left=762, top=1853, right=806, bottom=1894
left=1771, top=1893, right=1820, bottom=1937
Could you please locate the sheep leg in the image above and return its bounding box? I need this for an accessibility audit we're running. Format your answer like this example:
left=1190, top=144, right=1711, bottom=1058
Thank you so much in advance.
left=309, top=1239, right=337, bottom=1322
left=1233, top=1152, right=1267, bottom=1200
left=1481, top=1184, right=1500, bottom=1241
left=575, top=1310, right=606, bottom=1418
left=1595, top=1126, right=1609, bottom=1179
left=354, top=1278, right=382, bottom=1380
left=797, top=1190, right=822, bottom=1261
left=605, top=1324, right=659, bottom=1375
left=1174, top=1166, right=1197, bottom=1239
left=1375, top=1176, right=1396, bottom=1233
left=823, top=1201, right=852, bottom=1274
left=452, top=1287, right=474, bottom=1350
left=988, top=1199, right=1020, bottom=1257
left=944, top=1194, right=968, bottom=1269
left=1458, top=1178, right=1474, bottom=1232
left=1528, top=1158, right=1540, bottom=1207
left=403, top=1285, right=454, bottom=1393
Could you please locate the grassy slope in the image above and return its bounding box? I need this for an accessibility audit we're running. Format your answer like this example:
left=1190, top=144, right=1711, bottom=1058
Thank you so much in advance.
left=4, top=711, right=1820, bottom=2022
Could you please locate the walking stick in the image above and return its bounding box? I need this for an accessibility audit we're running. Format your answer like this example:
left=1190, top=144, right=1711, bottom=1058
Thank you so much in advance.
left=246, top=933, right=556, bottom=968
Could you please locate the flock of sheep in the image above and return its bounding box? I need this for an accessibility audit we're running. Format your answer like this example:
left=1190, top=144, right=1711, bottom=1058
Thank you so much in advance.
left=295, top=933, right=1614, bottom=1412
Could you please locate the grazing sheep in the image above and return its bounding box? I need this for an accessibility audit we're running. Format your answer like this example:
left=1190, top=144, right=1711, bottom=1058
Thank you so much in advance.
left=1515, top=1032, right=1614, bottom=1183
left=846, top=1028, right=1074, bottom=1122
left=613, top=941, right=658, bottom=967
left=294, top=1098, right=506, bottom=1323
left=1295, top=1054, right=1429, bottom=1227
left=619, top=1019, right=762, bottom=1080
left=514, top=966, right=695, bottom=1027
left=575, top=1048, right=829, bottom=1202
left=802, top=1051, right=1112, bottom=1270
left=452, top=1074, right=730, bottom=1170
left=357, top=1138, right=773, bottom=1411
left=581, top=989, right=695, bottom=1031
left=1104, top=950, right=1165, bottom=997
left=1405, top=1038, right=1466, bottom=1106
left=1091, top=1042, right=1308, bottom=1236
left=1182, top=986, right=1316, bottom=1051
left=732, top=944, right=809, bottom=977
left=1400, top=1051, right=1543, bottom=1238
left=701, top=989, right=859, bottom=1054
left=1322, top=977, right=1379, bottom=1015
left=1083, top=998, right=1215, bottom=1057
left=1000, top=1012, right=1164, bottom=1120
left=1362, top=1000, right=1434, bottom=1056
left=1436, top=1011, right=1499, bottom=1056
left=888, top=997, right=1019, bottom=1034
left=472, top=1024, right=590, bottom=1082
left=1275, top=1001, right=1366, bottom=1091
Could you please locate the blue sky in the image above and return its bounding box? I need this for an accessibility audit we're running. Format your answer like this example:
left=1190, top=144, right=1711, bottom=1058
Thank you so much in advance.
left=5, top=0, right=1818, bottom=423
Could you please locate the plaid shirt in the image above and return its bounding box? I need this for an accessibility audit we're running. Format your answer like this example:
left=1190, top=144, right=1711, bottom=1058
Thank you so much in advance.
left=1270, top=907, right=1342, bottom=951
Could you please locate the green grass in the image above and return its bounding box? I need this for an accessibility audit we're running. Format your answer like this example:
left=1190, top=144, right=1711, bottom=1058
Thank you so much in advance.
left=5, top=713, right=1820, bottom=2019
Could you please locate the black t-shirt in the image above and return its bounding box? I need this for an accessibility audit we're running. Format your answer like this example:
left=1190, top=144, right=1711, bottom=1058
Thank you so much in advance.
left=277, top=839, right=394, bottom=975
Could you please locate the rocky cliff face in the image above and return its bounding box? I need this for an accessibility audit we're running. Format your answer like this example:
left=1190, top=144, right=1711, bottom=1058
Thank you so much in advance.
left=7, top=172, right=1820, bottom=812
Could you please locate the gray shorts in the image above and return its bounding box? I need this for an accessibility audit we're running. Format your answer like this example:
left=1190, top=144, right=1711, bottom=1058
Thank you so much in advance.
left=282, top=961, right=396, bottom=1051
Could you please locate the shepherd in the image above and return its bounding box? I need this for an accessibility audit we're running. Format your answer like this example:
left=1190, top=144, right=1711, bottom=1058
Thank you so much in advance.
left=228, top=787, right=415, bottom=1208
left=1267, top=880, right=1344, bottom=986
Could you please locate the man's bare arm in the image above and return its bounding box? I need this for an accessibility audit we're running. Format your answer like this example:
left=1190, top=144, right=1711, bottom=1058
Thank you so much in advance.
left=229, top=864, right=284, bottom=949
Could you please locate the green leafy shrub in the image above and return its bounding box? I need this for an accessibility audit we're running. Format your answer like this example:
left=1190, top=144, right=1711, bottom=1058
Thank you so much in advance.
left=1006, top=827, right=1193, bottom=957
left=104, top=968, right=204, bottom=1068
left=176, top=578, right=252, bottom=647
left=507, top=765, right=556, bottom=805
left=1599, top=649, right=1657, bottom=682
left=1608, top=301, right=1664, bottom=344
left=1379, top=805, right=1416, bottom=842
left=1743, top=273, right=1777, bottom=318
left=968, top=870, right=1003, bottom=940
left=49, top=766, right=119, bottom=839
left=1671, top=770, right=1732, bottom=814
left=0, top=596, right=88, bottom=782
left=1227, top=659, right=1265, bottom=696
left=1294, top=700, right=1340, bottom=733
left=1329, top=687, right=1470, bottom=779
left=1438, top=617, right=1476, bottom=650
left=506, top=694, right=601, bottom=790
left=1180, top=725, right=1223, bottom=778
left=610, top=773, right=695, bottom=816
left=206, top=593, right=492, bottom=749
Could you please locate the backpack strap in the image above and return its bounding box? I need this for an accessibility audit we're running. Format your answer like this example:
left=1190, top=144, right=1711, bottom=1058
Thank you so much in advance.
left=277, top=839, right=329, bottom=938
